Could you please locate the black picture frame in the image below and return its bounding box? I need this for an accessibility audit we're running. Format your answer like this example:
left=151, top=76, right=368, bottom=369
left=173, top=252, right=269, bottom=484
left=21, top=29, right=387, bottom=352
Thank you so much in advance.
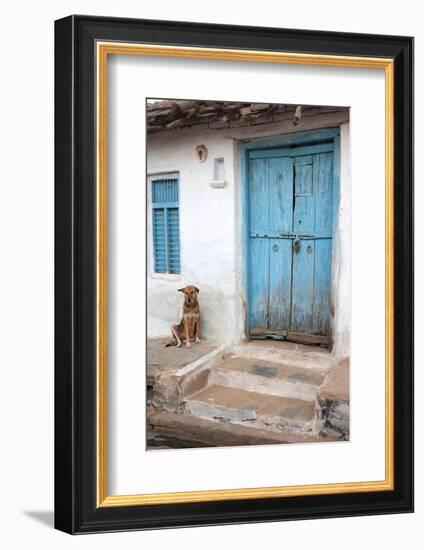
left=55, top=15, right=414, bottom=534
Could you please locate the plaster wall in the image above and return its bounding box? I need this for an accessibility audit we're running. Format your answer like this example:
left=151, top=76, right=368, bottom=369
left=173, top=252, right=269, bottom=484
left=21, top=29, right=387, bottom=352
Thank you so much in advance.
left=147, top=130, right=239, bottom=342
left=332, top=122, right=351, bottom=357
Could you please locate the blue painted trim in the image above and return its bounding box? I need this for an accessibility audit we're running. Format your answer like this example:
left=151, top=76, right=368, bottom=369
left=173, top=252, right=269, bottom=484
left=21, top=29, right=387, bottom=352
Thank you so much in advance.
left=240, top=127, right=341, bottom=339
left=249, top=142, right=334, bottom=159
left=164, top=207, right=169, bottom=274
left=250, top=232, right=332, bottom=239
left=240, top=144, right=250, bottom=338
left=240, top=127, right=340, bottom=155
left=151, top=177, right=181, bottom=274
left=332, top=135, right=341, bottom=236
left=152, top=201, right=179, bottom=209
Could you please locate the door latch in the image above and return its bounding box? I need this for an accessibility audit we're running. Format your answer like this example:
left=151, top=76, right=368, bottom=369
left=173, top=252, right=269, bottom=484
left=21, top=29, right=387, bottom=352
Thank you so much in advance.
left=293, top=235, right=301, bottom=253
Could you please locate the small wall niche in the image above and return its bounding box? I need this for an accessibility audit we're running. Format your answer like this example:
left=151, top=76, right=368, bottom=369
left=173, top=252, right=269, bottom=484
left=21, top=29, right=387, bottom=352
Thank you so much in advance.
left=210, top=157, right=226, bottom=188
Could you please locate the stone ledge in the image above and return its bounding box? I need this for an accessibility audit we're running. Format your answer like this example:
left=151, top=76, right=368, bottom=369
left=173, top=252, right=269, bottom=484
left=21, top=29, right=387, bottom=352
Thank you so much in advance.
left=148, top=411, right=335, bottom=449
left=318, top=358, right=349, bottom=439
left=319, top=359, right=349, bottom=402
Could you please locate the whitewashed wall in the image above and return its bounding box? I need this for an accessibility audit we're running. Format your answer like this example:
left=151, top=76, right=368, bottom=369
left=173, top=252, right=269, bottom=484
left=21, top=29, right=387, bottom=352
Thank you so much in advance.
left=147, top=112, right=350, bottom=355
left=332, top=122, right=351, bottom=357
left=147, top=130, right=239, bottom=342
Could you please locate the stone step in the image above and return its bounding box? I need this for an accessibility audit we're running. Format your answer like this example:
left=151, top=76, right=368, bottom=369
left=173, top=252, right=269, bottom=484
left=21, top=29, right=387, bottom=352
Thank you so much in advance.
left=227, top=341, right=334, bottom=371
left=184, top=384, right=317, bottom=433
left=148, top=411, right=333, bottom=449
left=318, top=360, right=350, bottom=439
left=209, top=355, right=327, bottom=401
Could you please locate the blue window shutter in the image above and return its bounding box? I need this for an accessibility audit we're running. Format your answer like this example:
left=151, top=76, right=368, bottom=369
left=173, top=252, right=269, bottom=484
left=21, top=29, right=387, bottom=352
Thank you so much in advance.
left=152, top=178, right=179, bottom=203
left=167, top=208, right=180, bottom=274
left=153, top=208, right=166, bottom=273
left=152, top=178, right=180, bottom=274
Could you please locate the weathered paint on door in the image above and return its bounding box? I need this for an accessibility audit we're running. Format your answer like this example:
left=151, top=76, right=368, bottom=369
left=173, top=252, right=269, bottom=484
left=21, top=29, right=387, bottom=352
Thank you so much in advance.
left=248, top=142, right=334, bottom=343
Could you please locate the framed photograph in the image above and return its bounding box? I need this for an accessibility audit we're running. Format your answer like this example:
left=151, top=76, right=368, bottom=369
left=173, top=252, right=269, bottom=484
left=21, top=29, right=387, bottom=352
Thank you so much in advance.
left=54, top=15, right=413, bottom=534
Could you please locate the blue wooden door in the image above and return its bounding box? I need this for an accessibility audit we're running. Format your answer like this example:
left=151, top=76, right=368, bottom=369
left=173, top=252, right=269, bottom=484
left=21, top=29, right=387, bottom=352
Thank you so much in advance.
left=248, top=142, right=334, bottom=345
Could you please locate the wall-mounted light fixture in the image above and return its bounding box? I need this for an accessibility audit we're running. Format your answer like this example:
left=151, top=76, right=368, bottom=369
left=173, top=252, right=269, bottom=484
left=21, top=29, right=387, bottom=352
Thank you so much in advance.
left=195, top=144, right=208, bottom=162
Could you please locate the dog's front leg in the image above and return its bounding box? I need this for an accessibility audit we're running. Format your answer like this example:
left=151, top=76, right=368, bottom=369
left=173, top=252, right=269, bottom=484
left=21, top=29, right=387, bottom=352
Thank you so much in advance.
left=184, top=319, right=192, bottom=349
left=171, top=324, right=182, bottom=348
left=195, top=317, right=201, bottom=344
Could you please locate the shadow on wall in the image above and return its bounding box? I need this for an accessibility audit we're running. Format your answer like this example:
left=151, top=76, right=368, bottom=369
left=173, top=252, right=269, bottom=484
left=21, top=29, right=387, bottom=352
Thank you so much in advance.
left=23, top=510, right=54, bottom=528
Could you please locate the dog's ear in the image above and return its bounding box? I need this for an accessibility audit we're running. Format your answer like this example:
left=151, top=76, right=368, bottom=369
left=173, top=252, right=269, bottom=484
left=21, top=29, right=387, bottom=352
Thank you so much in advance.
left=178, top=287, right=185, bottom=293
left=194, top=286, right=199, bottom=293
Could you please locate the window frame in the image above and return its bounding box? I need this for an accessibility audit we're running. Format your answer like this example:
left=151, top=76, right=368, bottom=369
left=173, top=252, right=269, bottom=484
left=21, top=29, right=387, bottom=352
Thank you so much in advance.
left=148, top=172, right=181, bottom=277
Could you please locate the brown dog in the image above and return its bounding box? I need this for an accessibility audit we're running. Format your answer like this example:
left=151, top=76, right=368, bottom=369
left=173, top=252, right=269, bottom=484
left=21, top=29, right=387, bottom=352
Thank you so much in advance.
left=166, top=285, right=201, bottom=349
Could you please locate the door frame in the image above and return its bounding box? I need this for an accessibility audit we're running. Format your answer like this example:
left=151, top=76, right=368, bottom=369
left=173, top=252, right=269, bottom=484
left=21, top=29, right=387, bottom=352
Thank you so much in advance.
left=239, top=127, right=341, bottom=348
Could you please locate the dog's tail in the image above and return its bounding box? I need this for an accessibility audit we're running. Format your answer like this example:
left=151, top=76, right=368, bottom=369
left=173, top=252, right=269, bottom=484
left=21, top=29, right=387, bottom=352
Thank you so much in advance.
left=164, top=341, right=177, bottom=347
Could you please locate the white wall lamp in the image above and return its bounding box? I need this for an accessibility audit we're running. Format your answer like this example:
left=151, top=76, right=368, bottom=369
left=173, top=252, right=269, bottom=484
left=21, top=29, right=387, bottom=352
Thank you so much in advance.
left=195, top=144, right=208, bottom=162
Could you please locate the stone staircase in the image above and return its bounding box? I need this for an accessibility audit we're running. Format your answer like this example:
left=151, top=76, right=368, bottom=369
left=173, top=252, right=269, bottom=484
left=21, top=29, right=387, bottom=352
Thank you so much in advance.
left=147, top=341, right=349, bottom=449
left=184, top=385, right=317, bottom=433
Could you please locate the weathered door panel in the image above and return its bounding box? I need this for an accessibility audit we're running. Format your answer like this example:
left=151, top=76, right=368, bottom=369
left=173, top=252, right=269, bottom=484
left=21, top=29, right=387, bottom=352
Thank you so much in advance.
left=293, top=157, right=315, bottom=235
left=247, top=142, right=335, bottom=344
left=312, top=238, right=332, bottom=335
left=249, top=158, right=268, bottom=234
left=268, top=157, right=293, bottom=234
left=248, top=237, right=269, bottom=330
left=291, top=238, right=315, bottom=333
left=269, top=238, right=292, bottom=330
left=314, top=152, right=334, bottom=235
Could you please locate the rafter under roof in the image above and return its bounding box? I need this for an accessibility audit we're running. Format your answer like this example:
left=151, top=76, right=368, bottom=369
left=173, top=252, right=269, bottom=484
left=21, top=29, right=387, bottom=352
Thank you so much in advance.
left=146, top=100, right=348, bottom=133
